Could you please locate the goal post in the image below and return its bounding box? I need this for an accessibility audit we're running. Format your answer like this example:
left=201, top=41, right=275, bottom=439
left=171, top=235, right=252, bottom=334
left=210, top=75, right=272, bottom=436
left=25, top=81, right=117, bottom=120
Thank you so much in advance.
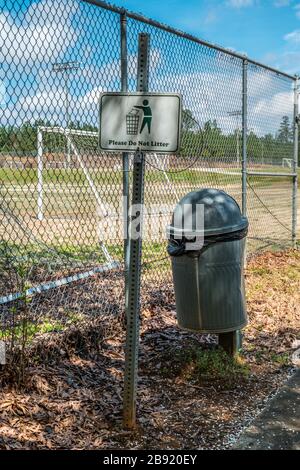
left=282, top=157, right=293, bottom=168
left=36, top=126, right=113, bottom=264
left=37, top=126, right=102, bottom=221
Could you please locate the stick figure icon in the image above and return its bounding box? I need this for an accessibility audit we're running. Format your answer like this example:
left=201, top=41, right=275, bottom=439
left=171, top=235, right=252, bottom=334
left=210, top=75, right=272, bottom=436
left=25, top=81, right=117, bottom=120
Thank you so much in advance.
left=134, top=100, right=152, bottom=133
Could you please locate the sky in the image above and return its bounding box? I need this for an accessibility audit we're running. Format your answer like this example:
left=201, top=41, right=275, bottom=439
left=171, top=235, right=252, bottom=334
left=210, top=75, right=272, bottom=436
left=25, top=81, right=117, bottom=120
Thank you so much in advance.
left=111, top=0, right=300, bottom=76
left=0, top=0, right=296, bottom=137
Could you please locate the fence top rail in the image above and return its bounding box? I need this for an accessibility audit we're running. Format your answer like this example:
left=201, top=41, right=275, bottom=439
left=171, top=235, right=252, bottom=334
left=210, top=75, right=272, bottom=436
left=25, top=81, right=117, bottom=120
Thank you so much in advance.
left=83, top=0, right=296, bottom=81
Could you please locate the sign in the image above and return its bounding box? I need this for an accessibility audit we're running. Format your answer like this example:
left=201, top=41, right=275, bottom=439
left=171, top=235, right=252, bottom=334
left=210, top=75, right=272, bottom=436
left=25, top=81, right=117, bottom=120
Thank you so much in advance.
left=99, top=92, right=181, bottom=153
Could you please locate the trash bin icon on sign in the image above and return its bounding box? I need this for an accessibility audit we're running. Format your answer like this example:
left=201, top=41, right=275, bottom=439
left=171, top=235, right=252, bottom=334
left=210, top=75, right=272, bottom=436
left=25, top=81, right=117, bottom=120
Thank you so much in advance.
left=126, top=109, right=140, bottom=135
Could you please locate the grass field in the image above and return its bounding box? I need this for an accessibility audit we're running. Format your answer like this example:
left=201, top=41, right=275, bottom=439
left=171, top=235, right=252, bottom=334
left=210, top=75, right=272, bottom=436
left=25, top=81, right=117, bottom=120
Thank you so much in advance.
left=0, top=163, right=298, bottom=292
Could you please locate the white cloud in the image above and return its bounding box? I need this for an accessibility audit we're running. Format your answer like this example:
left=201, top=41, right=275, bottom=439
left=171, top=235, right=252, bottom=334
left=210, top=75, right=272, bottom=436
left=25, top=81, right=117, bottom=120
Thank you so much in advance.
left=204, top=10, right=218, bottom=25
left=79, top=87, right=104, bottom=106
left=0, top=81, right=6, bottom=107
left=152, top=65, right=293, bottom=136
left=263, top=50, right=300, bottom=74
left=5, top=64, right=293, bottom=136
left=274, top=0, right=291, bottom=6
left=226, top=0, right=254, bottom=8
left=11, top=86, right=105, bottom=126
left=0, top=45, right=163, bottom=128
left=284, top=29, right=300, bottom=43
left=0, top=0, right=78, bottom=65
left=252, top=91, right=293, bottom=118
left=294, top=3, right=300, bottom=18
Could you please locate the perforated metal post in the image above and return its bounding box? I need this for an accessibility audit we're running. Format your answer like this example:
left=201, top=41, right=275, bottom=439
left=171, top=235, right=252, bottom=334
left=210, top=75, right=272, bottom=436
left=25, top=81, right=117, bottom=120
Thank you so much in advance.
left=120, top=12, right=130, bottom=275
left=123, top=33, right=150, bottom=429
left=292, top=76, right=299, bottom=249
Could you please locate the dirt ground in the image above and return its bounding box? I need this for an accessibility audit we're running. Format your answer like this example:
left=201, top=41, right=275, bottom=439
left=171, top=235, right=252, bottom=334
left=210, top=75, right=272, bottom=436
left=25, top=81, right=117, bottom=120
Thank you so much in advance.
left=1, top=177, right=298, bottom=251
left=0, top=249, right=299, bottom=450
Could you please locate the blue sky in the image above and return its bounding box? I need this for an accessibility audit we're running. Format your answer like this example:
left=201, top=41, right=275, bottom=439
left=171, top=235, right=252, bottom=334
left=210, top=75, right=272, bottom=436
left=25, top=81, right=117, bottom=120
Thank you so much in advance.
left=112, top=0, right=300, bottom=75
left=0, top=0, right=295, bottom=136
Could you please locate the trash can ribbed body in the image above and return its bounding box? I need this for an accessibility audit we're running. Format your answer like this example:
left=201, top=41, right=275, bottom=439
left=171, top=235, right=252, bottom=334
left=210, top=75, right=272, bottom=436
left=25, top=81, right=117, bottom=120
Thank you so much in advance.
left=171, top=239, right=247, bottom=332
left=167, top=188, right=248, bottom=333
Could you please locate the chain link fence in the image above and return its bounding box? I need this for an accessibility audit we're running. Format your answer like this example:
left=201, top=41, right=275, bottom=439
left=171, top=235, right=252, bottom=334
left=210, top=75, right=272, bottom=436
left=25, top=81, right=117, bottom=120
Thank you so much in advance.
left=0, top=0, right=298, bottom=359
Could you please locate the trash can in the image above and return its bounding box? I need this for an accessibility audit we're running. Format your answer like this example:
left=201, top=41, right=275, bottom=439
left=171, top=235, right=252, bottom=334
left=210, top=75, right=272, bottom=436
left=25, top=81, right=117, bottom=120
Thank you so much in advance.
left=126, top=109, right=140, bottom=135
left=167, top=188, right=248, bottom=333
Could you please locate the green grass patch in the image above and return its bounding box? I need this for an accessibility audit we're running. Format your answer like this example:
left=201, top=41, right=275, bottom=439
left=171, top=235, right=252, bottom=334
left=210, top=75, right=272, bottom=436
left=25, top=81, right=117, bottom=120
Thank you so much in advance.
left=0, top=167, right=241, bottom=187
left=270, top=352, right=290, bottom=366
left=0, top=319, right=64, bottom=342
left=163, top=346, right=250, bottom=389
left=0, top=312, right=84, bottom=343
left=0, top=166, right=296, bottom=188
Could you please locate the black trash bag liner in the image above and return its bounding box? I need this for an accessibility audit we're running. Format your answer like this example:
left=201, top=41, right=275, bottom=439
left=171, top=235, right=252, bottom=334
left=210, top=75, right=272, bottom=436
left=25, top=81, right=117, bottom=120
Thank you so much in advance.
left=167, top=238, right=186, bottom=257
left=167, top=226, right=248, bottom=257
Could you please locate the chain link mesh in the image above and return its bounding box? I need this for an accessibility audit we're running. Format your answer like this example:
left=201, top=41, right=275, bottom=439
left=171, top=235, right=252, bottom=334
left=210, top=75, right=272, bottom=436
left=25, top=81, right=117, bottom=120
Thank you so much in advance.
left=0, top=0, right=297, bottom=352
left=246, top=64, right=295, bottom=252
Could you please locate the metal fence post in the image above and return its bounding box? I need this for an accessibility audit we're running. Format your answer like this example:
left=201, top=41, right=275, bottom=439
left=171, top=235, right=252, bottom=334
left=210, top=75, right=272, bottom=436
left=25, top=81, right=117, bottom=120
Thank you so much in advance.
left=37, top=127, right=43, bottom=221
left=242, top=59, right=248, bottom=218
left=123, top=33, right=150, bottom=429
left=292, top=76, right=299, bottom=248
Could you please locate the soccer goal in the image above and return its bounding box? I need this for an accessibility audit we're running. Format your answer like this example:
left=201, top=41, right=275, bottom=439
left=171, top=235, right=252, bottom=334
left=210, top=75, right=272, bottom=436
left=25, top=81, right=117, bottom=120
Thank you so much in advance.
left=37, top=126, right=114, bottom=264
left=0, top=127, right=119, bottom=307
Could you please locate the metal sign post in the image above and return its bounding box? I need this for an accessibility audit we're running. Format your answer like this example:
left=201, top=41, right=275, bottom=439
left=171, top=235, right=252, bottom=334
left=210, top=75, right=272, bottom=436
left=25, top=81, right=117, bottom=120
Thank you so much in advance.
left=98, top=33, right=181, bottom=428
left=120, top=12, right=130, bottom=276
left=122, top=33, right=150, bottom=429
left=98, top=33, right=181, bottom=429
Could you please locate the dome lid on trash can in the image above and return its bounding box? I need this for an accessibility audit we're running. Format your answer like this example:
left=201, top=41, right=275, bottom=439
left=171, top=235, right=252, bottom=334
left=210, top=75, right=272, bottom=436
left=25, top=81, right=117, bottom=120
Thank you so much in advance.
left=168, top=188, right=248, bottom=237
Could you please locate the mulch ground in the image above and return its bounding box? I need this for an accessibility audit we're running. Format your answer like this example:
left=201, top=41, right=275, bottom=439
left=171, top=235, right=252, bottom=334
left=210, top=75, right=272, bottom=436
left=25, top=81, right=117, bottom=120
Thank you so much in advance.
left=0, top=249, right=299, bottom=449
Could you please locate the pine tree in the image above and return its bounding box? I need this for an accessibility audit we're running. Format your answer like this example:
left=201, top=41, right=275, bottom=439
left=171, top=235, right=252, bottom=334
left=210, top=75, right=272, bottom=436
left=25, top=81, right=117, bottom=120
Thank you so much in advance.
left=277, top=116, right=293, bottom=143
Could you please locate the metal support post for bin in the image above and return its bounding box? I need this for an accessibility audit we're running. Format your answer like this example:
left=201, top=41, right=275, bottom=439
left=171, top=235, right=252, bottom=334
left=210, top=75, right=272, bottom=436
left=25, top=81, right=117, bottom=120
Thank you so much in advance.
left=219, top=331, right=241, bottom=357
left=292, top=76, right=299, bottom=249
left=120, top=12, right=130, bottom=288
left=123, top=33, right=150, bottom=429
left=219, top=60, right=248, bottom=356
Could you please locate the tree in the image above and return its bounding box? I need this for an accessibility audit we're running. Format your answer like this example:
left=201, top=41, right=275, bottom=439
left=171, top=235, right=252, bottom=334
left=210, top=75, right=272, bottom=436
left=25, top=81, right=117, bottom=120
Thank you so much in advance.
left=201, top=120, right=223, bottom=157
left=182, top=109, right=198, bottom=132
left=277, top=116, right=293, bottom=143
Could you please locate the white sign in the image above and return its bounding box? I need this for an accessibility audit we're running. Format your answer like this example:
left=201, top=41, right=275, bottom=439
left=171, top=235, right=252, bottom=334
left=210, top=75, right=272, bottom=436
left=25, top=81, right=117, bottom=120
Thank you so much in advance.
left=99, top=92, right=181, bottom=153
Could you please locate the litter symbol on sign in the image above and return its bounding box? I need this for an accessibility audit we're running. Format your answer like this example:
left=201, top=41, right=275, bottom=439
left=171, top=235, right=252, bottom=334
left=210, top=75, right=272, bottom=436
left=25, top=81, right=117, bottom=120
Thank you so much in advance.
left=126, top=100, right=152, bottom=135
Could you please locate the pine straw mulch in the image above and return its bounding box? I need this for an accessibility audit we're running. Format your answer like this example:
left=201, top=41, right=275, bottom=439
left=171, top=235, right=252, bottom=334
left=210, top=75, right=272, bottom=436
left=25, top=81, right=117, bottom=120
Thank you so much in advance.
left=0, top=249, right=299, bottom=450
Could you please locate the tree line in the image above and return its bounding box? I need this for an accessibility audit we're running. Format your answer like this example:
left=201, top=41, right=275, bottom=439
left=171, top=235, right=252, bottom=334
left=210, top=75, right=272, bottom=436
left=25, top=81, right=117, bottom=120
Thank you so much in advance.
left=181, top=112, right=294, bottom=163
left=0, top=114, right=296, bottom=164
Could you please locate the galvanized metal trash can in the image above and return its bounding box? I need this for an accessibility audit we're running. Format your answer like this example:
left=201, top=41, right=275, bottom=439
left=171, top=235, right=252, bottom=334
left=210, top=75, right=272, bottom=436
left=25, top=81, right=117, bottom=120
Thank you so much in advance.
left=167, top=188, right=248, bottom=333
